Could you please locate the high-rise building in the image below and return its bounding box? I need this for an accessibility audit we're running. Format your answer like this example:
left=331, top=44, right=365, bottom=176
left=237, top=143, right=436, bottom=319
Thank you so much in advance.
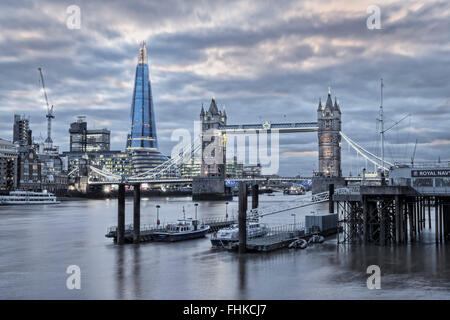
left=126, top=42, right=167, bottom=174
left=13, top=115, right=32, bottom=146
left=69, top=116, right=110, bottom=152
left=0, top=138, right=18, bottom=192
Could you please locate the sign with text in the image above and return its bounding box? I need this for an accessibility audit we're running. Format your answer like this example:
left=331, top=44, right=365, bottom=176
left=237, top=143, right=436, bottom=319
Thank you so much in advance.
left=412, top=169, right=450, bottom=177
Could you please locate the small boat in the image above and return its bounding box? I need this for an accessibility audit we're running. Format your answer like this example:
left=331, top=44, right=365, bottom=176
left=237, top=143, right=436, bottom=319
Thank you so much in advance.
left=308, top=234, right=325, bottom=244
left=288, top=238, right=308, bottom=249
left=151, top=218, right=210, bottom=242
left=0, top=190, right=59, bottom=205
left=210, top=222, right=268, bottom=247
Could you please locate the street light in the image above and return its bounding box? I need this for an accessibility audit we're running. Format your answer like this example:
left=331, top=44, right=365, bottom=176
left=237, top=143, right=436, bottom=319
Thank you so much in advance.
left=194, top=203, right=198, bottom=220
left=291, top=213, right=296, bottom=226
left=225, top=202, right=229, bottom=219
left=156, top=205, right=161, bottom=227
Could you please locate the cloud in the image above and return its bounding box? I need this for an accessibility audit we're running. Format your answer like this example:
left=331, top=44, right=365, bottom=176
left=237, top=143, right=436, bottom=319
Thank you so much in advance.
left=0, top=0, right=449, bottom=176
left=281, top=151, right=317, bottom=158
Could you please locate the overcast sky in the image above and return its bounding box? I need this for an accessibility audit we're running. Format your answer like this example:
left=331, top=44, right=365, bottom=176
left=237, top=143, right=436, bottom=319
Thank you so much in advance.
left=0, top=0, right=449, bottom=176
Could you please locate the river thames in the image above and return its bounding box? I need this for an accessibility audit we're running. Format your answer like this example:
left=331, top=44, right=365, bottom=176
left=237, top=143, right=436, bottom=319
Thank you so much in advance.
left=0, top=193, right=449, bottom=299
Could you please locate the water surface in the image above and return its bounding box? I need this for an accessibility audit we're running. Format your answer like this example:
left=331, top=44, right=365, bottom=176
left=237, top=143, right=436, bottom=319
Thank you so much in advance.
left=0, top=193, right=449, bottom=299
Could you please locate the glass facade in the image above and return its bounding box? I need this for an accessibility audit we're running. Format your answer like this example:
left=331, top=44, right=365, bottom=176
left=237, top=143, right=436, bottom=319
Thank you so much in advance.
left=126, top=42, right=167, bottom=174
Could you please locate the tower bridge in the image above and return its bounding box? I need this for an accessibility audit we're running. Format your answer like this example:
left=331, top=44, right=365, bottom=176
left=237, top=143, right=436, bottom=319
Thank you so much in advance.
left=192, top=89, right=342, bottom=200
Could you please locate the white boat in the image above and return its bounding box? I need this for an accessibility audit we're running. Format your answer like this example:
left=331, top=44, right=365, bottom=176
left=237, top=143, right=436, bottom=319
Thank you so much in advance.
left=0, top=190, right=59, bottom=205
left=211, top=222, right=268, bottom=247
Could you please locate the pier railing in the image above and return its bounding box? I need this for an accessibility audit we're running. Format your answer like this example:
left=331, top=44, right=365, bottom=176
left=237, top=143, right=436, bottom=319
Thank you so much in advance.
left=247, top=223, right=305, bottom=245
left=107, top=223, right=163, bottom=233
left=201, top=216, right=237, bottom=225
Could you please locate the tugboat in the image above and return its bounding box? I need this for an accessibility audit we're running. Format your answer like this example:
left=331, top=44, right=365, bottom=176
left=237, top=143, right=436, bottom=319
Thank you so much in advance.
left=210, top=222, right=268, bottom=247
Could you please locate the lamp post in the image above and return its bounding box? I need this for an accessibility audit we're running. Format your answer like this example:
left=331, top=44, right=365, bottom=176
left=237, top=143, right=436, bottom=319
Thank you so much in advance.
left=291, top=213, right=296, bottom=226
left=156, top=205, right=160, bottom=228
left=194, top=203, right=198, bottom=220
left=225, top=201, right=229, bottom=219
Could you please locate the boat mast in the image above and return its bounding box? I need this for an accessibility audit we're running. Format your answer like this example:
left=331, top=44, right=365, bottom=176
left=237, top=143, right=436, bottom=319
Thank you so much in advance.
left=379, top=78, right=385, bottom=172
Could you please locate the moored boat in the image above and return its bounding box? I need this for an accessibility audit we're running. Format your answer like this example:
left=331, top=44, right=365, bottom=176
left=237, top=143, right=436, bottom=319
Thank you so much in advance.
left=210, top=222, right=268, bottom=247
left=151, top=218, right=210, bottom=242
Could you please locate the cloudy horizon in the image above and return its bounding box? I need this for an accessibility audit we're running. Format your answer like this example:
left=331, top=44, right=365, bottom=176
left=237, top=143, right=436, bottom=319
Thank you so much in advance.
left=1, top=0, right=449, bottom=176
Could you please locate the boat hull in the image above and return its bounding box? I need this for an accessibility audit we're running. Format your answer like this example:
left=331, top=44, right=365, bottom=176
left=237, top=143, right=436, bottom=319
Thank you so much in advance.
left=152, top=227, right=209, bottom=242
left=210, top=239, right=237, bottom=247
left=0, top=200, right=60, bottom=205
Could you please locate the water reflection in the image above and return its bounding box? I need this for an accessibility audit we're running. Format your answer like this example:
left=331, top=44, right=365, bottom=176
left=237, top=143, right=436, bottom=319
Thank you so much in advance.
left=0, top=194, right=449, bottom=299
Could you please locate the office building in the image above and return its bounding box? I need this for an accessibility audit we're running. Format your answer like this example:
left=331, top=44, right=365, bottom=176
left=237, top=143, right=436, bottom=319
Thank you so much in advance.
left=69, top=116, right=110, bottom=152
left=13, top=114, right=32, bottom=146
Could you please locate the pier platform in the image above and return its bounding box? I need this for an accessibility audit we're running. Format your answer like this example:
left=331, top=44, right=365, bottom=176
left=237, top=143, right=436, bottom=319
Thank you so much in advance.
left=106, top=217, right=237, bottom=243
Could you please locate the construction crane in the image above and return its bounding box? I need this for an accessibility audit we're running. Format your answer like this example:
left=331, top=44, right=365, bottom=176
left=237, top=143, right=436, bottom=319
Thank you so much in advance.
left=38, top=67, right=55, bottom=153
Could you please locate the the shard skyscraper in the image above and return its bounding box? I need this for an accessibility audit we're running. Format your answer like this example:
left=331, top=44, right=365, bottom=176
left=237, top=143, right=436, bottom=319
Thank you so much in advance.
left=126, top=42, right=167, bottom=174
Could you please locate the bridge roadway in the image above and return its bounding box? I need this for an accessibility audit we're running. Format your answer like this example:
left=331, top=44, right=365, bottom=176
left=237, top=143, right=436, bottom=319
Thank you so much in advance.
left=218, top=121, right=318, bottom=133
left=88, top=176, right=382, bottom=186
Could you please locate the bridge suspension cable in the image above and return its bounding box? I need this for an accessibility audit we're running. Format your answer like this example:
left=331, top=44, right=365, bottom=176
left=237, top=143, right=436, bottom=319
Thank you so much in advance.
left=89, top=165, right=122, bottom=180
left=340, top=131, right=393, bottom=171
left=248, top=191, right=330, bottom=219
left=129, top=136, right=202, bottom=180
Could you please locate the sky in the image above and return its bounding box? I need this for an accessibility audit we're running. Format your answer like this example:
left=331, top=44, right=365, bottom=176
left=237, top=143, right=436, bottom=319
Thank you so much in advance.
left=0, top=0, right=449, bottom=176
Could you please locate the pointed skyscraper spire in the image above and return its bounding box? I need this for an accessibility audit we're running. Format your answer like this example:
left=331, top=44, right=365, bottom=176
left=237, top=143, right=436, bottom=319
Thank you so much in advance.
left=138, top=41, right=148, bottom=64
left=127, top=41, right=167, bottom=174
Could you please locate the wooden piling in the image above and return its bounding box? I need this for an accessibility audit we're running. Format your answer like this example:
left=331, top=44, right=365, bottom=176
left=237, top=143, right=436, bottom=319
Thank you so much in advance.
left=362, top=196, right=368, bottom=245
left=435, top=197, right=439, bottom=244
left=238, top=181, right=248, bottom=254
left=395, top=196, right=400, bottom=244
left=416, top=199, right=420, bottom=235
left=133, top=183, right=141, bottom=244
left=439, top=199, right=444, bottom=243
left=252, top=184, right=259, bottom=209
left=329, top=184, right=334, bottom=214
left=428, top=197, right=431, bottom=230
left=117, top=184, right=126, bottom=245
left=408, top=202, right=414, bottom=242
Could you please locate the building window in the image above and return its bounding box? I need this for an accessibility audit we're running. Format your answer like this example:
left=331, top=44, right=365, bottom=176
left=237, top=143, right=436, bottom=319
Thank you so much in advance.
left=435, top=178, right=450, bottom=187
left=413, top=178, right=433, bottom=187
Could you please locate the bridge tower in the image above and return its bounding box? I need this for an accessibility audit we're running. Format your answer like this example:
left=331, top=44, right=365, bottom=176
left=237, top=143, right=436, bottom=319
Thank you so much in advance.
left=313, top=88, right=345, bottom=194
left=192, top=97, right=232, bottom=200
